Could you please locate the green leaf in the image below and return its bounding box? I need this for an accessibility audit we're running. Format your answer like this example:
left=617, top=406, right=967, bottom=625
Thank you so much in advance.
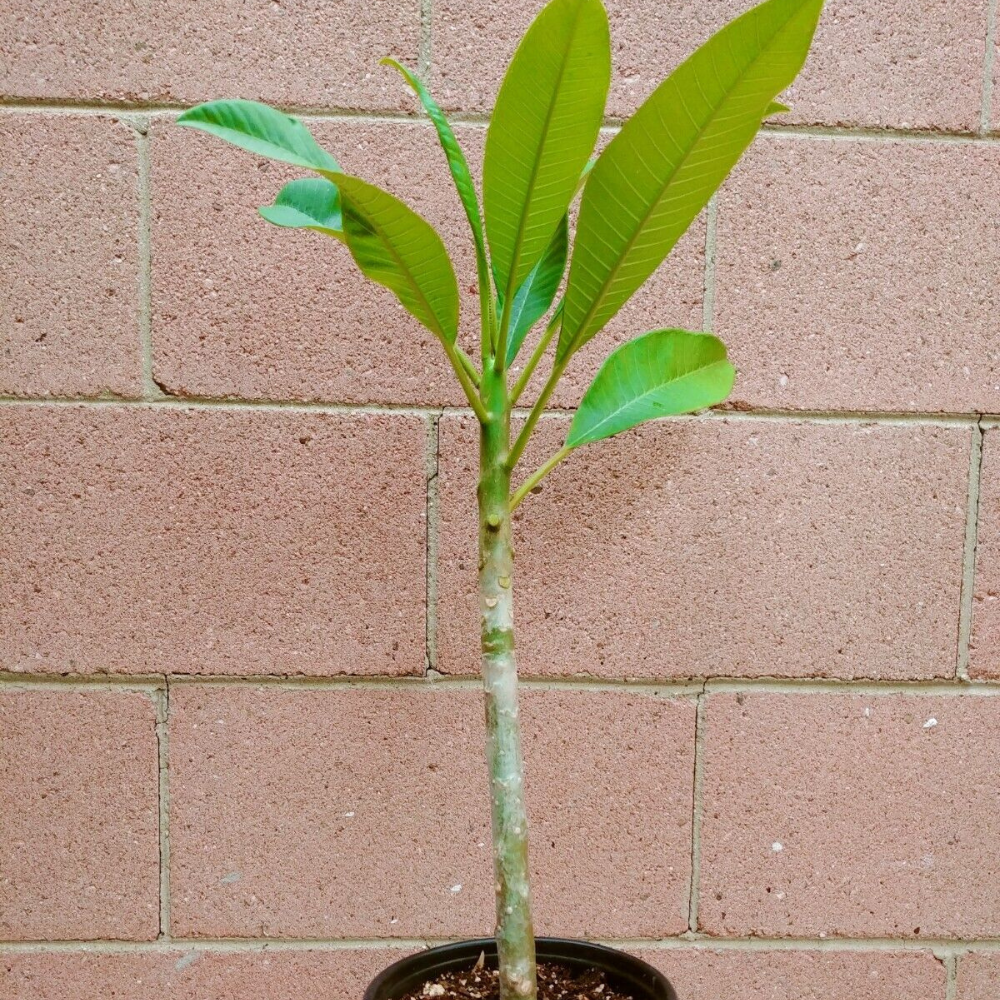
left=766, top=100, right=791, bottom=115
left=483, top=0, right=610, bottom=300
left=176, top=99, right=340, bottom=172
left=502, top=154, right=591, bottom=367
left=504, top=215, right=569, bottom=367
left=565, top=330, right=735, bottom=448
left=334, top=174, right=459, bottom=345
left=258, top=178, right=344, bottom=238
left=559, top=0, right=823, bottom=361
left=382, top=59, right=487, bottom=266
left=575, top=157, right=596, bottom=199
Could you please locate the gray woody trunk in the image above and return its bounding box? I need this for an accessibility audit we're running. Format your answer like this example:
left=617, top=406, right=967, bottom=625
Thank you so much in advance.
left=478, top=364, right=537, bottom=1000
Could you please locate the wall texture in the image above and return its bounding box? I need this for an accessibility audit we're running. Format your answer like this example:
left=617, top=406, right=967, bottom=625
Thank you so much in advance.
left=2, top=2, right=1000, bottom=998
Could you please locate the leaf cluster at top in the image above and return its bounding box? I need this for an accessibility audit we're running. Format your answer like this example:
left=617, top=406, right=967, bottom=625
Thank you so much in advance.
left=177, top=0, right=823, bottom=503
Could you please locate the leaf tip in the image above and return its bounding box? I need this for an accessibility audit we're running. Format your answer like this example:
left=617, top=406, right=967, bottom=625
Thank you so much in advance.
left=765, top=100, right=792, bottom=117
left=380, top=56, right=421, bottom=96
left=174, top=105, right=200, bottom=127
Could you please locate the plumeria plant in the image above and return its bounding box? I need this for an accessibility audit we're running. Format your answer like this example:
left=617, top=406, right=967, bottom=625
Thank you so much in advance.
left=177, top=0, right=823, bottom=996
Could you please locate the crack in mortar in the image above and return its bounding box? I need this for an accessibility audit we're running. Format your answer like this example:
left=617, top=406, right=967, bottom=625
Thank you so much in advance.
left=133, top=123, right=162, bottom=402
left=957, top=417, right=985, bottom=680
left=686, top=680, right=709, bottom=933
left=424, top=411, right=442, bottom=675
left=153, top=680, right=171, bottom=939
left=702, top=197, right=718, bottom=333
left=149, top=373, right=176, bottom=399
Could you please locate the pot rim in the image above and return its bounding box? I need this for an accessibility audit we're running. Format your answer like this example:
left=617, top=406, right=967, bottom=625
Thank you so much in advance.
left=363, top=937, right=677, bottom=1000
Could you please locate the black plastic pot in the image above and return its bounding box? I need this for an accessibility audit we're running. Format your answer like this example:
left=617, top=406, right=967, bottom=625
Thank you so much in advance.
left=364, top=938, right=678, bottom=1000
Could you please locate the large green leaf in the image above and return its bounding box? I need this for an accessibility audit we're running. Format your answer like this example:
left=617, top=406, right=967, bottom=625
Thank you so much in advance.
left=565, top=330, right=735, bottom=447
left=504, top=215, right=568, bottom=367
left=259, top=178, right=343, bottom=238
left=176, top=99, right=340, bottom=172
left=334, top=175, right=459, bottom=345
left=483, top=0, right=610, bottom=302
left=559, top=0, right=823, bottom=360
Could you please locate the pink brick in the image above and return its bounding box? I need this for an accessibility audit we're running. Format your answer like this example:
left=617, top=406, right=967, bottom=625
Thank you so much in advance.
left=970, top=429, right=1000, bottom=678
left=700, top=693, right=1000, bottom=938
left=642, top=948, right=946, bottom=1000
left=0, top=113, right=142, bottom=398
left=957, top=952, right=1000, bottom=999
left=432, top=0, right=983, bottom=129
left=437, top=416, right=968, bottom=679
left=0, top=948, right=403, bottom=1000
left=152, top=120, right=703, bottom=407
left=169, top=686, right=694, bottom=938
left=783, top=0, right=985, bottom=131
left=0, top=405, right=426, bottom=676
left=0, top=690, right=159, bottom=940
left=715, top=137, right=1000, bottom=413
left=0, top=2, right=419, bottom=110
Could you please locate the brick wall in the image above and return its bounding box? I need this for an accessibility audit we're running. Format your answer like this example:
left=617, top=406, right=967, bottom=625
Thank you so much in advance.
left=2, top=2, right=1000, bottom=998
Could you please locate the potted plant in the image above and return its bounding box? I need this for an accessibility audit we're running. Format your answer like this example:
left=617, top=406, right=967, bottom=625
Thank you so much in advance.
left=176, top=0, right=823, bottom=995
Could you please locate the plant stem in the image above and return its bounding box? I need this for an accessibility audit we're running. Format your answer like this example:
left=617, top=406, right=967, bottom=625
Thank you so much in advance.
left=495, top=271, right=517, bottom=375
left=456, top=346, right=482, bottom=387
left=508, top=360, right=566, bottom=471
left=476, top=250, right=496, bottom=365
left=509, top=445, right=572, bottom=511
left=445, top=342, right=489, bottom=423
left=509, top=303, right=563, bottom=407
left=479, top=364, right=537, bottom=1000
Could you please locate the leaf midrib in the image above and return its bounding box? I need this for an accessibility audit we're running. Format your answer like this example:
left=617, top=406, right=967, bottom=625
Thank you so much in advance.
left=571, top=358, right=731, bottom=444
left=343, top=186, right=452, bottom=343
left=501, top=0, right=590, bottom=305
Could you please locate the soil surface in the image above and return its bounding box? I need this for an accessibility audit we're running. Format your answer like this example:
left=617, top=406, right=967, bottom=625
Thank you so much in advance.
left=399, top=957, right=638, bottom=1000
